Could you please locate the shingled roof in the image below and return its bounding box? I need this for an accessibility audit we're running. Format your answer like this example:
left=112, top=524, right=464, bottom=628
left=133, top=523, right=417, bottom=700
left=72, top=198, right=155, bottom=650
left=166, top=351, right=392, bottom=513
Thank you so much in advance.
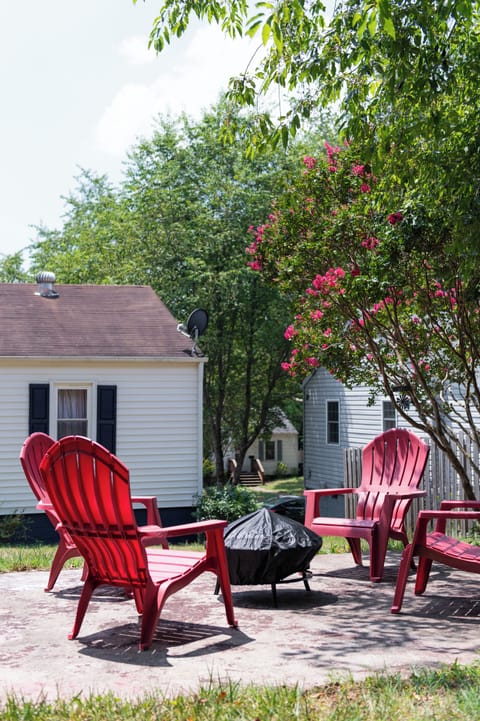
left=0, top=282, right=197, bottom=359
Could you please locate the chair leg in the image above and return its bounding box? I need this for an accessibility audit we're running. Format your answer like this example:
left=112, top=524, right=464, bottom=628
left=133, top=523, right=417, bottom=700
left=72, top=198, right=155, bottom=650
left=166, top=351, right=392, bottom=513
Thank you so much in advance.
left=391, top=543, right=415, bottom=613
left=414, top=557, right=433, bottom=595
left=347, top=538, right=363, bottom=566
left=69, top=576, right=99, bottom=639
left=208, top=529, right=237, bottom=628
left=139, top=584, right=168, bottom=651
left=45, top=542, right=82, bottom=592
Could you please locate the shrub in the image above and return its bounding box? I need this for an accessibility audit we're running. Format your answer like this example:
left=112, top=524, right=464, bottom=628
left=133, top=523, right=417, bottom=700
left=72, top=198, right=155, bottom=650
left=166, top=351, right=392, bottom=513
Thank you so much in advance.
left=202, top=457, right=216, bottom=484
left=195, top=484, right=259, bottom=524
left=0, top=511, right=28, bottom=542
left=276, top=461, right=289, bottom=478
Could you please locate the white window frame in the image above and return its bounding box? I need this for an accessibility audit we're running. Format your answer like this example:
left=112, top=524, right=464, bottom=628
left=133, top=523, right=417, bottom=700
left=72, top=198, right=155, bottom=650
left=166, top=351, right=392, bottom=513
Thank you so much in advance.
left=382, top=400, right=397, bottom=432
left=326, top=399, right=340, bottom=445
left=52, top=383, right=93, bottom=440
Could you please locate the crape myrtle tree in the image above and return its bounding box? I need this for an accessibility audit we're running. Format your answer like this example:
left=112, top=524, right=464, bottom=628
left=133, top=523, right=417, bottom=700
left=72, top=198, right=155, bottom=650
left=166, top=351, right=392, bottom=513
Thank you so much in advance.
left=247, top=142, right=480, bottom=500
left=28, top=104, right=301, bottom=482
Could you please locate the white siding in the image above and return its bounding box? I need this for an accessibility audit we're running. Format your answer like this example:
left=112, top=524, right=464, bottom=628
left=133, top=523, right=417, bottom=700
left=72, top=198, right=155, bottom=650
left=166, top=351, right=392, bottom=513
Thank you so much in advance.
left=0, top=359, right=204, bottom=515
left=303, top=367, right=414, bottom=490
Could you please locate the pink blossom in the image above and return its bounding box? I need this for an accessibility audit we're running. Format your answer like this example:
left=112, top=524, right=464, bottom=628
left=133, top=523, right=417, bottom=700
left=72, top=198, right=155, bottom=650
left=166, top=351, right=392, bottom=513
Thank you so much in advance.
left=335, top=267, right=346, bottom=278
left=303, top=155, right=317, bottom=169
left=412, top=315, right=420, bottom=324
left=247, top=260, right=262, bottom=271
left=321, top=343, right=329, bottom=350
left=361, top=236, right=379, bottom=250
left=351, top=267, right=361, bottom=277
left=351, top=164, right=365, bottom=176
left=323, top=328, right=332, bottom=337
left=325, top=141, right=340, bottom=157
left=306, top=357, right=320, bottom=367
left=388, top=212, right=403, bottom=225
left=310, top=309, right=324, bottom=320
left=284, top=325, right=297, bottom=340
left=281, top=362, right=292, bottom=372
left=360, top=183, right=371, bottom=193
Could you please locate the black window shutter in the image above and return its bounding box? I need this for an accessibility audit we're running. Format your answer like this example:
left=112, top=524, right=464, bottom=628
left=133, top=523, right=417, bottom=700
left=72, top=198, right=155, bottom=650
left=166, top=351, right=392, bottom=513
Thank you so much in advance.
left=29, top=384, right=49, bottom=434
left=96, top=385, right=117, bottom=453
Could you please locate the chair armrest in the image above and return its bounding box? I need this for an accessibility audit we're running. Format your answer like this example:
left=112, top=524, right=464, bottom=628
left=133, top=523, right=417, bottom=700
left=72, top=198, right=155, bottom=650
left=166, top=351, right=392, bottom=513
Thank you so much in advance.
left=304, top=488, right=354, bottom=526
left=415, top=508, right=480, bottom=536
left=131, top=496, right=162, bottom=526
left=439, top=500, right=480, bottom=512
left=139, top=518, right=228, bottom=546
left=304, top=488, right=354, bottom=497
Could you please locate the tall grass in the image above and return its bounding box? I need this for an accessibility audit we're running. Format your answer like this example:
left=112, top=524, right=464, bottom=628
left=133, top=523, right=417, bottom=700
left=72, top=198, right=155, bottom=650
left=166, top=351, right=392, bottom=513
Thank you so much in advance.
left=1, top=664, right=480, bottom=720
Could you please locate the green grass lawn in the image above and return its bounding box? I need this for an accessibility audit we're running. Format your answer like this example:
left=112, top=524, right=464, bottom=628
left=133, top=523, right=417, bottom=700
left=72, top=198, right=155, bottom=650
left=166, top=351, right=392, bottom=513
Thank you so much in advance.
left=1, top=663, right=480, bottom=720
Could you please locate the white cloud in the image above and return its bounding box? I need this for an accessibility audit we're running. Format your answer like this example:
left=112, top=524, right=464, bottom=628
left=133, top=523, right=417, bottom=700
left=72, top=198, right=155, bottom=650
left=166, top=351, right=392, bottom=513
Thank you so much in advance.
left=119, top=35, right=155, bottom=66
left=95, top=25, right=256, bottom=157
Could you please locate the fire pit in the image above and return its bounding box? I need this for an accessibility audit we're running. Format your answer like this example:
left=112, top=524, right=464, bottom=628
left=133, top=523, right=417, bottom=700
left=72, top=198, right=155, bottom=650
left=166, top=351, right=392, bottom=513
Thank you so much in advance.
left=220, top=507, right=322, bottom=606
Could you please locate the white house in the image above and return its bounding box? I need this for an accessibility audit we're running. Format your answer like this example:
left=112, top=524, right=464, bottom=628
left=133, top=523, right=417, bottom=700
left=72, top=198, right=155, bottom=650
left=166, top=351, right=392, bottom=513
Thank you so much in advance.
left=0, top=276, right=205, bottom=539
left=242, top=412, right=300, bottom=477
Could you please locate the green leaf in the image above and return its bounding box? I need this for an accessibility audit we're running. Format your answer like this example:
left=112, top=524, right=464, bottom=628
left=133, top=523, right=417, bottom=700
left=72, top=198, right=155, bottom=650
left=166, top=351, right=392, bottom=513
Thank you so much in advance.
left=382, top=16, right=395, bottom=38
left=262, top=22, right=272, bottom=44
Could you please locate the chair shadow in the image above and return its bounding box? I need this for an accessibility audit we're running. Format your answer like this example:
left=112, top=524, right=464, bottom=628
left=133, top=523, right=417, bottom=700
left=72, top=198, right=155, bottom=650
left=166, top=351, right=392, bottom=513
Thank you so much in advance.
left=54, top=584, right=137, bottom=603
left=76, top=618, right=252, bottom=667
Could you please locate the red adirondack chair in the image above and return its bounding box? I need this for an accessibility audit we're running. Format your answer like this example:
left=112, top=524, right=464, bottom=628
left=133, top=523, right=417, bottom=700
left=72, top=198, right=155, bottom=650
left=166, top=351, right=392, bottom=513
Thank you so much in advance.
left=391, top=500, right=480, bottom=613
left=304, top=428, right=429, bottom=582
left=20, top=432, right=166, bottom=591
left=39, top=435, right=237, bottom=650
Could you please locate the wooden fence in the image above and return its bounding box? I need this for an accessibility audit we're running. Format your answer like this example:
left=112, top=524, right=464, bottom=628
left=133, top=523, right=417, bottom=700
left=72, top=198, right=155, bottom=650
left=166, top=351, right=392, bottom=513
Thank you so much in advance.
left=344, top=437, right=480, bottom=537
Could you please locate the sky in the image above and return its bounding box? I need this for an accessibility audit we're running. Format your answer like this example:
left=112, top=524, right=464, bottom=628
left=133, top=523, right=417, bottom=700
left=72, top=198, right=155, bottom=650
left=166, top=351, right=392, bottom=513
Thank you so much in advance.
left=0, top=1, right=257, bottom=261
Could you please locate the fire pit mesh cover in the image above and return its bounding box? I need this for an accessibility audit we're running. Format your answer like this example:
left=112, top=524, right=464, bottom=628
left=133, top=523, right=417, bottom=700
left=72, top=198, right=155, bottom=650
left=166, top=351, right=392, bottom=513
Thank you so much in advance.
left=223, top=507, right=322, bottom=585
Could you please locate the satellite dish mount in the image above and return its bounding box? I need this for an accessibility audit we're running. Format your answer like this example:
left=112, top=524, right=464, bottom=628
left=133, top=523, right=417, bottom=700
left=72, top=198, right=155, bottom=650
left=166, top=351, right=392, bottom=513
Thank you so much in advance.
left=177, top=308, right=208, bottom=356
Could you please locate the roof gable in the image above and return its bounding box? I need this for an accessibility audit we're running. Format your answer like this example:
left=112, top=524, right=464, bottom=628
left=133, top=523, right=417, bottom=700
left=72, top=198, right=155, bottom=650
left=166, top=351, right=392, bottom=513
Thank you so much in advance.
left=0, top=283, right=197, bottom=359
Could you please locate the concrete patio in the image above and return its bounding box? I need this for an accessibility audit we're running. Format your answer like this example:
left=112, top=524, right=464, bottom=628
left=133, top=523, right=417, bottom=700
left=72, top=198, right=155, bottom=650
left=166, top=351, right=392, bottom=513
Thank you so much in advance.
left=1, top=551, right=479, bottom=701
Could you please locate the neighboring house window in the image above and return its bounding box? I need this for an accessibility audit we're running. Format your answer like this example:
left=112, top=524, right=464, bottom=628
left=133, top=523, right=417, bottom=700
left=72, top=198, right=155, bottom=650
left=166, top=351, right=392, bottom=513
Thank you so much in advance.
left=382, top=400, right=397, bottom=431
left=266, top=441, right=275, bottom=460
left=57, top=387, right=89, bottom=438
left=28, top=383, right=117, bottom=453
left=327, top=400, right=340, bottom=444
left=258, top=439, right=283, bottom=461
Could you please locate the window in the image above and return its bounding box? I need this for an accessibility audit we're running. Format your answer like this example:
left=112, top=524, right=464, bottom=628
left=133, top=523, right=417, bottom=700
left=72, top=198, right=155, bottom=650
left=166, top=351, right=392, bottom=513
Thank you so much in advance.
left=382, top=400, right=396, bottom=431
left=327, top=400, right=340, bottom=444
left=56, top=387, right=89, bottom=438
left=259, top=439, right=283, bottom=461
left=265, top=441, right=275, bottom=460
left=29, top=383, right=117, bottom=451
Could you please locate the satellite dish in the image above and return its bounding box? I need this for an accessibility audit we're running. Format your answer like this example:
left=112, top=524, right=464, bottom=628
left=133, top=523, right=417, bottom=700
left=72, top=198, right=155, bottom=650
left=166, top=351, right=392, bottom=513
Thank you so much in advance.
left=186, top=308, right=208, bottom=338
left=176, top=308, right=208, bottom=356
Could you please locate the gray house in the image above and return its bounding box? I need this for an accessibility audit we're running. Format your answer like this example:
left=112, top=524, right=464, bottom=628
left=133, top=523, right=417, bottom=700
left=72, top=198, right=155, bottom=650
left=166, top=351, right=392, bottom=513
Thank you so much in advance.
left=0, top=276, right=205, bottom=538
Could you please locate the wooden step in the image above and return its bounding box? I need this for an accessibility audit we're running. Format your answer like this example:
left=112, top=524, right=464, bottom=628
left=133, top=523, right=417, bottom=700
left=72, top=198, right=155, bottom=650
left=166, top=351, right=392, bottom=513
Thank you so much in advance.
left=239, top=473, right=261, bottom=486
